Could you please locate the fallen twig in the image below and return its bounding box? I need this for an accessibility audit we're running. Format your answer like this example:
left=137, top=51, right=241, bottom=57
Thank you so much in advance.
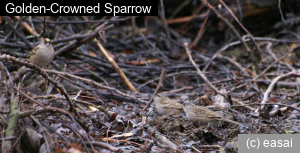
left=14, top=16, right=39, bottom=37
left=96, top=39, right=137, bottom=93
left=184, top=42, right=255, bottom=111
left=45, top=70, right=147, bottom=104
left=260, top=70, right=300, bottom=111
left=142, top=68, right=166, bottom=111
left=183, top=42, right=223, bottom=95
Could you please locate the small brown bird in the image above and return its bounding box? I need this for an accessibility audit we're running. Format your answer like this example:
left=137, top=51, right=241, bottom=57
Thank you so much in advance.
left=27, top=38, right=55, bottom=67
left=154, top=94, right=183, bottom=115
left=183, top=103, right=242, bottom=126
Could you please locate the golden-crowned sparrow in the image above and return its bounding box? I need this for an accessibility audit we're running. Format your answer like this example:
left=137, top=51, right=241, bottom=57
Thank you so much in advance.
left=154, top=94, right=183, bottom=115
left=183, top=103, right=242, bottom=125
left=27, top=38, right=55, bottom=67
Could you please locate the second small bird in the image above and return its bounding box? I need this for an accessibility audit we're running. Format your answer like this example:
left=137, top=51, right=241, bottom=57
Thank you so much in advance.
left=183, top=103, right=242, bottom=126
left=154, top=94, right=183, bottom=115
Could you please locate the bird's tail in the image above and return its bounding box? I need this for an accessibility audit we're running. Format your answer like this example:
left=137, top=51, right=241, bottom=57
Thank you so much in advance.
left=221, top=118, right=242, bottom=125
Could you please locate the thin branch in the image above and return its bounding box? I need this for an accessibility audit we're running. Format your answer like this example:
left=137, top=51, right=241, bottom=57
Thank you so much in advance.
left=200, top=0, right=261, bottom=73
left=278, top=0, right=286, bottom=24
left=184, top=42, right=255, bottom=111
left=190, top=10, right=210, bottom=48
left=231, top=45, right=300, bottom=92
left=45, top=70, right=147, bottom=104
left=14, top=16, right=39, bottom=37
left=0, top=54, right=80, bottom=117
left=260, top=71, right=300, bottom=110
left=232, top=102, right=300, bottom=112
left=142, top=68, right=166, bottom=111
left=96, top=39, right=137, bottom=93
left=3, top=16, right=34, bottom=49
left=183, top=42, right=222, bottom=95
left=218, top=0, right=261, bottom=54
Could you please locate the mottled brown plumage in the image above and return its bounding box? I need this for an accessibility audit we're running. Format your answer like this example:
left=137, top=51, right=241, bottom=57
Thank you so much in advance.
left=183, top=103, right=242, bottom=125
left=154, top=94, right=183, bottom=115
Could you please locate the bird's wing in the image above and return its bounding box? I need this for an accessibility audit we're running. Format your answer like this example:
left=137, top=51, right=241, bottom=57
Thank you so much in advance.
left=163, top=102, right=183, bottom=110
left=193, top=106, right=221, bottom=118
left=26, top=44, right=43, bottom=58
